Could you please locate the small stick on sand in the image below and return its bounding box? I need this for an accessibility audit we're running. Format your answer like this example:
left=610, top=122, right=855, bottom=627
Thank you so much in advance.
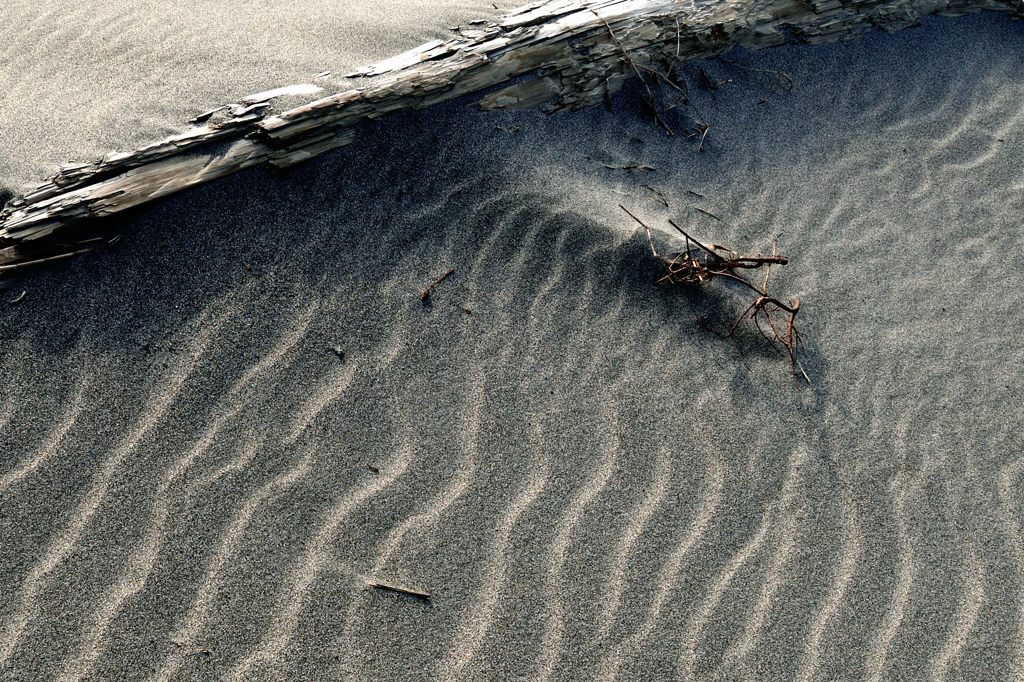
left=368, top=580, right=432, bottom=601
left=604, top=162, right=656, bottom=172
left=641, top=184, right=669, bottom=207
left=8, top=290, right=26, bottom=304
left=694, top=206, right=721, bottom=221
left=695, top=123, right=711, bottom=152
left=698, top=66, right=733, bottom=90
left=420, top=268, right=456, bottom=302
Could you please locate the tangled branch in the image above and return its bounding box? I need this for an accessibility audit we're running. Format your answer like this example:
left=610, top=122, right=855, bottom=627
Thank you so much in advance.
left=621, top=205, right=809, bottom=383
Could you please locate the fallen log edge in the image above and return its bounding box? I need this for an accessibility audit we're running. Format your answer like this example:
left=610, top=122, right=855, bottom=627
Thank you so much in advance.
left=0, top=0, right=1017, bottom=274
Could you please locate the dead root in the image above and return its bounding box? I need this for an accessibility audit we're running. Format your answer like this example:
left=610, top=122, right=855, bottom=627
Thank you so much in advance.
left=621, top=205, right=810, bottom=383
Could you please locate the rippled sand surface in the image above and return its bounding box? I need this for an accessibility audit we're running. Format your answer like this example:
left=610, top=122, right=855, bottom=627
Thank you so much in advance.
left=1, top=10, right=1022, bottom=682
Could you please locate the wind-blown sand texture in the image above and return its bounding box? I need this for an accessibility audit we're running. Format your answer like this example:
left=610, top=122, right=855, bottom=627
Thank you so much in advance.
left=2, top=4, right=1024, bottom=682
left=2, top=0, right=1016, bottom=272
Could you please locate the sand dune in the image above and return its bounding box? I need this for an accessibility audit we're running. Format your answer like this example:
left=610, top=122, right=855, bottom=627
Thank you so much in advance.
left=0, top=8, right=1022, bottom=682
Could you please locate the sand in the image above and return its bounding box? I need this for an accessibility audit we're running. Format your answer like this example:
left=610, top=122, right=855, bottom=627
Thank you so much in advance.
left=1, top=4, right=1023, bottom=681
left=0, top=0, right=500, bottom=193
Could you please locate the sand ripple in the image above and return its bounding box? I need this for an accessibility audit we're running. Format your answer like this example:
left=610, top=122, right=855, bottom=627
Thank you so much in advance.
left=0, top=12, right=1021, bottom=682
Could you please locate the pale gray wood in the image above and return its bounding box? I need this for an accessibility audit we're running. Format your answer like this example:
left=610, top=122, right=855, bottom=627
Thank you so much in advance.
left=0, top=0, right=1015, bottom=272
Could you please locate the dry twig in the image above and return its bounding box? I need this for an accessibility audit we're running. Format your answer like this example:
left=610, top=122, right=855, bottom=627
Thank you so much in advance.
left=642, top=184, right=670, bottom=207
left=698, top=66, right=733, bottom=90
left=620, top=205, right=809, bottom=382
left=368, top=580, right=432, bottom=601
left=693, top=206, right=721, bottom=221
left=604, top=162, right=656, bottom=172
left=594, top=12, right=674, bottom=135
left=420, top=268, right=456, bottom=303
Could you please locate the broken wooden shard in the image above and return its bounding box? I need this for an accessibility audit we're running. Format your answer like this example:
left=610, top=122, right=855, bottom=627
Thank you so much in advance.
left=240, top=83, right=323, bottom=104
left=368, top=580, right=432, bottom=601
left=0, top=0, right=1016, bottom=274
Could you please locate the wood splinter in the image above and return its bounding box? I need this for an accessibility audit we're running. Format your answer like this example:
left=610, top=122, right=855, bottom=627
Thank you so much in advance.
left=420, top=268, right=456, bottom=302
left=604, top=162, right=656, bottom=173
left=368, top=580, right=432, bottom=601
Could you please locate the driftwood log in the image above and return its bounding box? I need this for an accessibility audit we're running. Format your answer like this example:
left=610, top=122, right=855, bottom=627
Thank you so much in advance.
left=0, top=0, right=1017, bottom=273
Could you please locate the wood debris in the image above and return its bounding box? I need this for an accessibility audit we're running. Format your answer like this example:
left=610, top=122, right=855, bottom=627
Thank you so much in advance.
left=241, top=83, right=323, bottom=104
left=603, top=162, right=655, bottom=173
left=368, top=580, right=432, bottom=601
left=420, top=268, right=456, bottom=303
left=641, top=184, right=669, bottom=207
left=622, top=204, right=809, bottom=382
left=693, top=206, right=721, bottom=221
left=0, top=0, right=1015, bottom=274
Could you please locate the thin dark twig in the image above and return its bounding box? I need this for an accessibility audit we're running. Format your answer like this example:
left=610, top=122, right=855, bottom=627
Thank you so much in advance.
left=665, top=17, right=682, bottom=80
left=620, top=205, right=660, bottom=258
left=420, top=268, right=456, bottom=302
left=638, top=62, right=711, bottom=137
left=666, top=219, right=716, bottom=257
left=641, top=184, right=669, bottom=207
left=696, top=124, right=710, bottom=152
left=594, top=12, right=674, bottom=136
left=693, top=206, right=721, bottom=221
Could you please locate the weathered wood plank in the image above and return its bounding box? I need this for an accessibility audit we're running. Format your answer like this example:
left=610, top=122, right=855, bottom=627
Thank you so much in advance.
left=0, top=0, right=1016, bottom=273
